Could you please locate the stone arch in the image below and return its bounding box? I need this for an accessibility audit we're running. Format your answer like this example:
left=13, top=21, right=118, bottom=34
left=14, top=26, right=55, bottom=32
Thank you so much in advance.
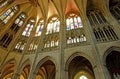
left=1, top=58, right=16, bottom=79
left=34, top=56, right=56, bottom=79
left=19, top=59, right=31, bottom=72
left=65, top=52, right=95, bottom=79
left=19, top=59, right=31, bottom=79
left=103, top=46, right=120, bottom=79
left=34, top=56, right=56, bottom=74
left=65, top=52, right=95, bottom=70
left=103, top=46, right=120, bottom=64
left=1, top=58, right=16, bottom=69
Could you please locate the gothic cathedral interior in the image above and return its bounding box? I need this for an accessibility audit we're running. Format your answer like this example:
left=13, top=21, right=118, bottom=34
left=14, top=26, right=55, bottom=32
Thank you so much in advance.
left=0, top=0, right=120, bottom=79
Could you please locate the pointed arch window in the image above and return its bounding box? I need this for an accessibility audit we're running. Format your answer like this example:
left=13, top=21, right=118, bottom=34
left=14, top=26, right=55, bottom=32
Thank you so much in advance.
left=10, top=13, right=26, bottom=33
left=66, top=13, right=83, bottom=30
left=87, top=11, right=107, bottom=26
left=15, top=41, right=26, bottom=52
left=46, top=17, right=60, bottom=34
left=43, top=17, right=60, bottom=50
left=35, top=20, right=44, bottom=36
left=14, top=13, right=26, bottom=26
left=87, top=10, right=118, bottom=42
left=0, top=33, right=13, bottom=48
left=28, top=41, right=38, bottom=51
left=22, top=19, right=35, bottom=37
left=0, top=5, right=19, bottom=24
left=0, top=0, right=14, bottom=8
left=0, top=13, right=25, bottom=48
left=66, top=13, right=86, bottom=45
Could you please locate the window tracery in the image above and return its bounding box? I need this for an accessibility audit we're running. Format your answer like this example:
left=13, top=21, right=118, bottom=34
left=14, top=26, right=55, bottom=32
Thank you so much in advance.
left=66, top=13, right=86, bottom=46
left=15, top=41, right=26, bottom=52
left=0, top=13, right=26, bottom=48
left=110, top=3, right=120, bottom=22
left=87, top=10, right=118, bottom=42
left=46, top=17, right=60, bottom=34
left=35, top=20, right=44, bottom=36
left=87, top=10, right=107, bottom=26
left=0, top=33, right=13, bottom=48
left=28, top=40, right=39, bottom=52
left=22, top=19, right=35, bottom=37
left=0, top=5, right=19, bottom=24
left=66, top=13, right=83, bottom=30
left=10, top=13, right=26, bottom=32
left=43, top=17, right=60, bottom=50
left=0, top=0, right=13, bottom=8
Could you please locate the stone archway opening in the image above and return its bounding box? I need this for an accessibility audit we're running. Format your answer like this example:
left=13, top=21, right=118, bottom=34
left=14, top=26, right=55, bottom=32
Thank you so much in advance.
left=68, top=56, right=95, bottom=79
left=19, top=64, right=31, bottom=79
left=106, top=50, right=120, bottom=79
left=1, top=60, right=15, bottom=79
left=36, top=60, right=56, bottom=79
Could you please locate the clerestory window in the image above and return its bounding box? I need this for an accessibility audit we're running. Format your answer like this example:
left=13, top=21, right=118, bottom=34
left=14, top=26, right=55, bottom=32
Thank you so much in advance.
left=46, top=17, right=60, bottom=34
left=66, top=13, right=83, bottom=30
left=35, top=20, right=44, bottom=36
left=0, top=5, right=19, bottom=24
left=22, top=19, right=35, bottom=37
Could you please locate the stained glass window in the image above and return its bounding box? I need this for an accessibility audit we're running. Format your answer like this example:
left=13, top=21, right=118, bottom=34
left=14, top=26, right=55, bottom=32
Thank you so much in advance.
left=0, top=5, right=19, bottom=24
left=66, top=13, right=83, bottom=30
left=15, top=13, right=26, bottom=26
left=35, top=20, right=44, bottom=36
left=0, top=0, right=13, bottom=8
left=46, top=17, right=60, bottom=34
left=15, top=42, right=26, bottom=51
left=28, top=43, right=38, bottom=51
left=22, top=19, right=35, bottom=37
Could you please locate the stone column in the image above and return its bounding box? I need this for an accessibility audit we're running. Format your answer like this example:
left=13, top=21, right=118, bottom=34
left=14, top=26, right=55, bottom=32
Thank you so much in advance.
left=59, top=16, right=66, bottom=79
left=12, top=15, right=38, bottom=79
left=28, top=19, right=48, bottom=79
left=103, top=64, right=111, bottom=79
left=83, top=14, right=107, bottom=79
left=0, top=10, right=24, bottom=68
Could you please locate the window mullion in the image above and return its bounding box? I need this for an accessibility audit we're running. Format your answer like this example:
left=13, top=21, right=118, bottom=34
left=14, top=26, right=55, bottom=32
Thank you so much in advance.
left=93, top=12, right=100, bottom=24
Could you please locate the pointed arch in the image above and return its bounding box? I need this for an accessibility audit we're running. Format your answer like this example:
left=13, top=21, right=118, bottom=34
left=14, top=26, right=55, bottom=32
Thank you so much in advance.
left=103, top=46, right=120, bottom=65
left=65, top=52, right=95, bottom=79
left=86, top=0, right=119, bottom=42
left=103, top=46, right=120, bottom=79
left=2, top=58, right=16, bottom=69
left=34, top=56, right=56, bottom=79
left=22, top=18, right=35, bottom=37
left=0, top=5, right=19, bottom=24
left=1, top=58, right=16, bottom=79
left=65, top=12, right=87, bottom=47
left=65, top=52, right=95, bottom=71
left=19, top=59, right=31, bottom=72
left=35, top=56, right=56, bottom=73
left=19, top=59, right=31, bottom=79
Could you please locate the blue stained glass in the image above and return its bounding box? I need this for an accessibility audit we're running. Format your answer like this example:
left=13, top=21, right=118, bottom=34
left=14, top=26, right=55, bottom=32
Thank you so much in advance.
left=67, top=26, right=70, bottom=30
left=3, top=13, right=7, bottom=16
left=39, top=28, right=42, bottom=31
